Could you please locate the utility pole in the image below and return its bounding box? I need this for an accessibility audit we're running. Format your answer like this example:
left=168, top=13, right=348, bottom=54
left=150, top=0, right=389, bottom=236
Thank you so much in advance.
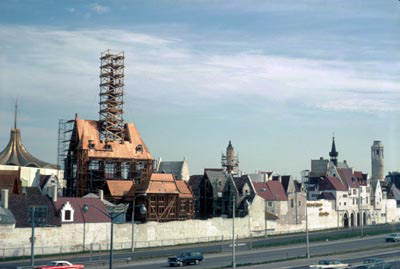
left=232, top=196, right=236, bottom=269
left=306, top=201, right=310, bottom=259
left=30, top=207, right=35, bottom=267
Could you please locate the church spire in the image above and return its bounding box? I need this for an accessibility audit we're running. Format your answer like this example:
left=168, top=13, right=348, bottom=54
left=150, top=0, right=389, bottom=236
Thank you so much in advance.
left=14, top=100, right=18, bottom=130
left=329, top=135, right=338, bottom=166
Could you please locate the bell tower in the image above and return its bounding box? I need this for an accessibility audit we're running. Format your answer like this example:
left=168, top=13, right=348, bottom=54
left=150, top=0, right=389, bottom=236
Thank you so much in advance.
left=371, top=140, right=384, bottom=181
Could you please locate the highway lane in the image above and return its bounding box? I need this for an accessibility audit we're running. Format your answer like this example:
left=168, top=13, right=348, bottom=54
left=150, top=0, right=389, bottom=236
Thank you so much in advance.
left=99, top=235, right=397, bottom=269
left=3, top=225, right=398, bottom=269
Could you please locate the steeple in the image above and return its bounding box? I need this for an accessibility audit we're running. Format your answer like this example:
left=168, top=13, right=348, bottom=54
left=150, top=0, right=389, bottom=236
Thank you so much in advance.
left=0, top=104, right=57, bottom=169
left=329, top=136, right=338, bottom=166
left=14, top=100, right=18, bottom=130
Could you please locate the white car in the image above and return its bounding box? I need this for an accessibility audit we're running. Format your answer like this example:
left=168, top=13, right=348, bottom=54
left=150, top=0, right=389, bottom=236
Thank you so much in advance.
left=385, top=233, right=400, bottom=242
left=309, top=259, right=349, bottom=269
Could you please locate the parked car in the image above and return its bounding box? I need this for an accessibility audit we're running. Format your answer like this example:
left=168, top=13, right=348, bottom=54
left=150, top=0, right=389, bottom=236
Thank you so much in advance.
left=35, top=261, right=84, bottom=269
left=309, top=259, right=349, bottom=269
left=355, top=258, right=392, bottom=269
left=385, top=233, right=400, bottom=242
left=168, top=252, right=204, bottom=267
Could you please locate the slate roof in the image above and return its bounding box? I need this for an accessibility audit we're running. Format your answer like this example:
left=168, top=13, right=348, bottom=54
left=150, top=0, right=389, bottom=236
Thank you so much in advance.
left=39, top=175, right=51, bottom=189
left=22, top=186, right=42, bottom=195
left=75, top=117, right=152, bottom=160
left=204, top=169, right=230, bottom=191
left=281, top=176, right=291, bottom=193
left=158, top=161, right=187, bottom=180
left=318, top=192, right=336, bottom=200
left=54, top=197, right=110, bottom=223
left=0, top=128, right=57, bottom=169
left=0, top=207, right=16, bottom=225
left=105, top=180, right=133, bottom=197
left=337, top=168, right=359, bottom=189
left=9, top=194, right=61, bottom=228
left=188, top=175, right=203, bottom=193
left=319, top=176, right=347, bottom=191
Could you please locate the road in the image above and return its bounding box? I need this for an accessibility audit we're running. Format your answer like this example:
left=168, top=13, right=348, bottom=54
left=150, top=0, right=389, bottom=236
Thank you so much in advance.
left=94, top=235, right=399, bottom=269
left=3, top=224, right=399, bottom=269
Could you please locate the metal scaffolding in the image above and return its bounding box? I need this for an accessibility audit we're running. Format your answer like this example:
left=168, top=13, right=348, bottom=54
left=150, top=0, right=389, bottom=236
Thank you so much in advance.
left=99, top=50, right=125, bottom=142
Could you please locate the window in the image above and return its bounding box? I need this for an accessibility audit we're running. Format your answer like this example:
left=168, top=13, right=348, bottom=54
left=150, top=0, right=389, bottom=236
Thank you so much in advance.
left=353, top=198, right=355, bottom=205
left=353, top=189, right=356, bottom=195
left=89, top=160, right=99, bottom=170
left=105, top=162, right=115, bottom=178
left=121, top=162, right=131, bottom=179
left=298, top=201, right=302, bottom=207
left=344, top=202, right=347, bottom=206
left=64, top=210, right=71, bottom=221
left=135, top=144, right=143, bottom=153
left=267, top=202, right=272, bottom=207
left=290, top=199, right=294, bottom=208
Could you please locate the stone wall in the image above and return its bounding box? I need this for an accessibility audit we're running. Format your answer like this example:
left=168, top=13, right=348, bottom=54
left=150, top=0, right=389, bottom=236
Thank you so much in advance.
left=0, top=195, right=265, bottom=257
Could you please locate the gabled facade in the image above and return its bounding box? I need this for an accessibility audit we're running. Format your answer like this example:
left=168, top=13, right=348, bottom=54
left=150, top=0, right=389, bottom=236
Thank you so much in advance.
left=198, top=169, right=238, bottom=219
left=129, top=173, right=194, bottom=222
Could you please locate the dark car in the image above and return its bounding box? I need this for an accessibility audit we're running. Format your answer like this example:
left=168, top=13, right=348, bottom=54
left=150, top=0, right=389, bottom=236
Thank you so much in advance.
left=168, top=252, right=204, bottom=267
left=355, top=258, right=392, bottom=269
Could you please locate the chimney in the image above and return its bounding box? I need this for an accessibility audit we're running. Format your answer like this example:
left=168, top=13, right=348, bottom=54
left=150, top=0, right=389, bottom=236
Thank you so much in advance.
left=51, top=185, right=57, bottom=202
left=98, top=189, right=104, bottom=201
left=1, top=189, right=9, bottom=209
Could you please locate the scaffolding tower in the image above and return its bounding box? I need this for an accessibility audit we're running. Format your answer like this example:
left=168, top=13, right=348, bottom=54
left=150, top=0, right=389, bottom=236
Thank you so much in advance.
left=57, top=119, right=73, bottom=170
left=99, top=50, right=125, bottom=142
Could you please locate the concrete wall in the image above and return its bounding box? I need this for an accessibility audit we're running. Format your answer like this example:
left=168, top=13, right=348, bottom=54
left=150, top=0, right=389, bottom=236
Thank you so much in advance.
left=0, top=195, right=265, bottom=257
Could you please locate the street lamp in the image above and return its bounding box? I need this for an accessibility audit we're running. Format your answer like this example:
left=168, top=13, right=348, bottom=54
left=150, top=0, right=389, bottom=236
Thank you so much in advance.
left=131, top=193, right=147, bottom=252
left=82, top=203, right=128, bottom=269
left=232, top=195, right=236, bottom=269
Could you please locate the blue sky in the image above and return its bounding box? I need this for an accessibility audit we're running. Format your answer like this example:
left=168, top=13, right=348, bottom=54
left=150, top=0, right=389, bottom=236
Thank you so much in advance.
left=0, top=0, right=399, bottom=178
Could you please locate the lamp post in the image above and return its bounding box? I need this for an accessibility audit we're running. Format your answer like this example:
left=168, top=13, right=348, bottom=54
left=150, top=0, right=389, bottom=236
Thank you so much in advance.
left=82, top=203, right=129, bottom=269
left=131, top=193, right=147, bottom=252
left=306, top=200, right=310, bottom=259
left=30, top=207, right=36, bottom=267
left=232, top=195, right=236, bottom=269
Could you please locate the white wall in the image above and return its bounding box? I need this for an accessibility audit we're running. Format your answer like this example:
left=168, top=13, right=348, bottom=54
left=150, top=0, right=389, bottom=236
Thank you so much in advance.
left=0, top=165, right=64, bottom=187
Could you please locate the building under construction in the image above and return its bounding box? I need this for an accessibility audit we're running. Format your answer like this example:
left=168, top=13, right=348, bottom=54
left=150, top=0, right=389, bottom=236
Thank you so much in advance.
left=62, top=50, right=194, bottom=222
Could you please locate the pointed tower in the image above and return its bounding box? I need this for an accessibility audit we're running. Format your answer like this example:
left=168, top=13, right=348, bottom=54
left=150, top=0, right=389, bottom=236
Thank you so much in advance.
left=221, top=140, right=239, bottom=174
left=371, top=140, right=384, bottom=181
left=329, top=136, right=338, bottom=167
left=0, top=103, right=57, bottom=168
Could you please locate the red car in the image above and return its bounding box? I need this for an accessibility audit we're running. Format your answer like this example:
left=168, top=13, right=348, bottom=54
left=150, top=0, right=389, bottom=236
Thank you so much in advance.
left=35, top=261, right=84, bottom=269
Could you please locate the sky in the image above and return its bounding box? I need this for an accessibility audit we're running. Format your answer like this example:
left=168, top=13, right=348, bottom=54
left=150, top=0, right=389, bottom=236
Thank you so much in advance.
left=0, top=0, right=399, bottom=178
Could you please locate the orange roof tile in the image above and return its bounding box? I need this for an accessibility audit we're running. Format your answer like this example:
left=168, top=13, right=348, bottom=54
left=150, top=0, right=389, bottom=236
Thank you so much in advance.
left=75, top=118, right=153, bottom=160
left=106, top=180, right=134, bottom=197
left=176, top=180, right=193, bottom=198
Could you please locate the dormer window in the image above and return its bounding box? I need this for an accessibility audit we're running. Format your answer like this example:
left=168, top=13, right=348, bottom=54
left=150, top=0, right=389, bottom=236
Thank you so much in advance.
left=105, top=144, right=112, bottom=150
left=61, top=201, right=74, bottom=222
left=65, top=210, right=71, bottom=221
left=135, top=144, right=143, bottom=154
left=89, top=143, right=95, bottom=149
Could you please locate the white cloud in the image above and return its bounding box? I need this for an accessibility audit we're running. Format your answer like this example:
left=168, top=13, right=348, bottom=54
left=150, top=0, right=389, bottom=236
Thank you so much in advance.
left=0, top=25, right=398, bottom=117
left=90, top=3, right=110, bottom=14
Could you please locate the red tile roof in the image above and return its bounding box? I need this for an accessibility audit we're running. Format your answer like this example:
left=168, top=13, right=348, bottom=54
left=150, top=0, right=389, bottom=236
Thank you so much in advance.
left=253, top=181, right=287, bottom=201
left=54, top=197, right=110, bottom=223
left=320, top=176, right=347, bottom=191
left=337, top=168, right=359, bottom=188
left=106, top=180, right=134, bottom=197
